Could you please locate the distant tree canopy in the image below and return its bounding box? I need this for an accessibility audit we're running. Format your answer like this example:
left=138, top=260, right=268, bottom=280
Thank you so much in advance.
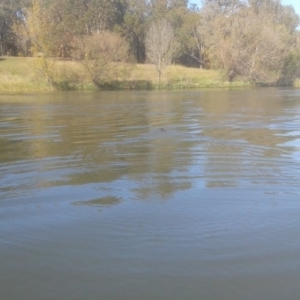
left=0, top=0, right=300, bottom=85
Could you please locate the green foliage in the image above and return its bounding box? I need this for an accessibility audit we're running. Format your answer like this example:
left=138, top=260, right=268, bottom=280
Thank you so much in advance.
left=278, top=51, right=300, bottom=85
left=119, top=0, right=148, bottom=63
left=0, top=0, right=31, bottom=55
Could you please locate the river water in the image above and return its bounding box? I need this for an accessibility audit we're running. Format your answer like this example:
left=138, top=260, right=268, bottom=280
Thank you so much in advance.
left=1, top=88, right=300, bottom=300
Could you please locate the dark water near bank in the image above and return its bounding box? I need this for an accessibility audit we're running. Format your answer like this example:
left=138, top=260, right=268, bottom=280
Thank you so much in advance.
left=1, top=88, right=300, bottom=300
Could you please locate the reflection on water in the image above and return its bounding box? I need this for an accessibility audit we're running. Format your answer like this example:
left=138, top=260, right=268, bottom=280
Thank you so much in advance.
left=1, top=88, right=300, bottom=300
left=1, top=89, right=299, bottom=199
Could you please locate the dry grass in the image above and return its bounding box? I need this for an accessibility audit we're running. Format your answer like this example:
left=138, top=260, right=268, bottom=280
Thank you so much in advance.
left=0, top=57, right=251, bottom=92
left=0, top=57, right=92, bottom=92
left=0, top=57, right=49, bottom=92
left=293, top=78, right=300, bottom=87
left=129, top=64, right=225, bottom=88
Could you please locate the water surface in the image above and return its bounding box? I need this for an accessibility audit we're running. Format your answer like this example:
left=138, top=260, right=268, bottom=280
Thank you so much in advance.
left=1, top=88, right=300, bottom=300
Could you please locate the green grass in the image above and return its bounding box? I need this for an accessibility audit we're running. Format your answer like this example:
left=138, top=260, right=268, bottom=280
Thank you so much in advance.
left=0, top=57, right=252, bottom=92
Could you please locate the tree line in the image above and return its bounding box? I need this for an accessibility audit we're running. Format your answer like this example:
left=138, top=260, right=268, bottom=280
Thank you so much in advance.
left=1, top=0, right=300, bottom=85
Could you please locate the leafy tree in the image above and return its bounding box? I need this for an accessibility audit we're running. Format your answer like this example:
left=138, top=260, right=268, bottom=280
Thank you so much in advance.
left=176, top=11, right=207, bottom=68
left=201, top=0, right=244, bottom=15
left=278, top=31, right=300, bottom=85
left=120, top=0, right=148, bottom=63
left=0, top=0, right=30, bottom=55
left=199, top=0, right=300, bottom=84
left=26, top=0, right=127, bottom=58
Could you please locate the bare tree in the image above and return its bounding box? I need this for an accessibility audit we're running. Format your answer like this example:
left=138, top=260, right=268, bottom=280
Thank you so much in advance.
left=145, top=19, right=176, bottom=85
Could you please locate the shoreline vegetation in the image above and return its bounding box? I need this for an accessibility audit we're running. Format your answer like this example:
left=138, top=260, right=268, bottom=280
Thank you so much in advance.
left=0, top=56, right=290, bottom=93
left=1, top=1, right=300, bottom=92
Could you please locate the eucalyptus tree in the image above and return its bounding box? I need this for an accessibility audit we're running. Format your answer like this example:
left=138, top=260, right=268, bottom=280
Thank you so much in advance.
left=27, top=0, right=127, bottom=58
left=176, top=10, right=208, bottom=68
left=120, top=0, right=149, bottom=63
left=0, top=0, right=30, bottom=55
left=120, top=0, right=189, bottom=63
left=201, top=0, right=244, bottom=15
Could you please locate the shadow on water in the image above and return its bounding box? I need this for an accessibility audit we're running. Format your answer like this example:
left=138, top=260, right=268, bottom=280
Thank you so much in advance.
left=72, top=196, right=121, bottom=207
left=95, top=80, right=154, bottom=90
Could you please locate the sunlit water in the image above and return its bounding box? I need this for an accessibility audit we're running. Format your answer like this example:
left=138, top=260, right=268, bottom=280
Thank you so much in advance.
left=1, top=88, right=300, bottom=300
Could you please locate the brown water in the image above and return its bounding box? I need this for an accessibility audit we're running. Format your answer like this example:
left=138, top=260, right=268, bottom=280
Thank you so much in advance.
left=1, top=88, right=300, bottom=300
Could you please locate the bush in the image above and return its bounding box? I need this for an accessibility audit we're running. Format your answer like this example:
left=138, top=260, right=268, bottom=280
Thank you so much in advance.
left=72, top=31, right=133, bottom=87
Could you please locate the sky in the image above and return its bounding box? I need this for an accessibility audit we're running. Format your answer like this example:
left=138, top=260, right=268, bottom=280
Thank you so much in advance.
left=281, top=0, right=300, bottom=16
left=193, top=1, right=300, bottom=16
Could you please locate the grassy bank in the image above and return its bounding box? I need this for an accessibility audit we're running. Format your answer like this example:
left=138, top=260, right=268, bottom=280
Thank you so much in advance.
left=0, top=56, right=252, bottom=92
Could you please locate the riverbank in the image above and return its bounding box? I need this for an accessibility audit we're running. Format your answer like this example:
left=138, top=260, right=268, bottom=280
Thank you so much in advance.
left=0, top=56, right=255, bottom=92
